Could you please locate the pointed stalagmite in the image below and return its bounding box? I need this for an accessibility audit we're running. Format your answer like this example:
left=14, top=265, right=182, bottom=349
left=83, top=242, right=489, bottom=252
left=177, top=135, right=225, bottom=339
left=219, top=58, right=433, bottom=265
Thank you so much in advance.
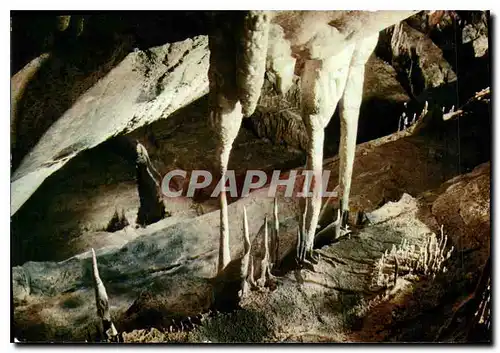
left=240, top=206, right=253, bottom=297
left=300, top=196, right=308, bottom=262
left=258, top=216, right=271, bottom=287
left=135, top=142, right=166, bottom=226
left=91, top=248, right=118, bottom=342
left=187, top=317, right=194, bottom=329
left=272, top=197, right=280, bottom=267
left=246, top=253, right=256, bottom=289
left=296, top=228, right=302, bottom=262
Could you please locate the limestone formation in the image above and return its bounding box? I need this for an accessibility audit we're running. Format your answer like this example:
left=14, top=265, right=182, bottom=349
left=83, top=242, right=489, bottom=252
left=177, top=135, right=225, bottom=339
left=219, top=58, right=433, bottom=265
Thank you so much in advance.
left=135, top=141, right=166, bottom=226
left=11, top=36, right=210, bottom=216
left=91, top=248, right=119, bottom=342
left=10, top=11, right=490, bottom=343
left=210, top=11, right=418, bottom=272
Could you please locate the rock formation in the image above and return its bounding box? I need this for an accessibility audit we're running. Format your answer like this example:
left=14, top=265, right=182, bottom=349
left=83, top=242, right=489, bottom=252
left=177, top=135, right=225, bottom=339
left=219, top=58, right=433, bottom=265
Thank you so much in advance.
left=10, top=11, right=490, bottom=343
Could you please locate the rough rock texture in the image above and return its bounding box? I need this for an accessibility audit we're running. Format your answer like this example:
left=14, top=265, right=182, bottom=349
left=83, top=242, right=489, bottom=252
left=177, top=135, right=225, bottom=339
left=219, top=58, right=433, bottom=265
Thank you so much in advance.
left=247, top=53, right=410, bottom=151
left=402, top=11, right=490, bottom=105
left=10, top=18, right=133, bottom=171
left=10, top=52, right=51, bottom=151
left=362, top=55, right=411, bottom=103
left=248, top=75, right=306, bottom=150
left=404, top=11, right=454, bottom=35
left=11, top=36, right=210, bottom=216
left=428, top=162, right=490, bottom=268
left=461, top=11, right=489, bottom=58
left=237, top=11, right=271, bottom=117
left=388, top=21, right=457, bottom=98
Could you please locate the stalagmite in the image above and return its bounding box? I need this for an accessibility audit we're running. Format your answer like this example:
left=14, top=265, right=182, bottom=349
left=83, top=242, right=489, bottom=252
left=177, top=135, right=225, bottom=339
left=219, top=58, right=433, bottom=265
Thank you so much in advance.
left=91, top=248, right=119, bottom=342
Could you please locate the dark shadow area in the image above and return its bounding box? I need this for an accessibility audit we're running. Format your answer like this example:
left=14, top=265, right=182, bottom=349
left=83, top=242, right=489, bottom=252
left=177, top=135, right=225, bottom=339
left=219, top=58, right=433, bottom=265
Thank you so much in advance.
left=11, top=139, right=136, bottom=266
left=324, top=97, right=408, bottom=159
left=105, top=209, right=130, bottom=232
left=11, top=11, right=210, bottom=74
left=10, top=11, right=211, bottom=172
left=349, top=253, right=491, bottom=343
left=11, top=14, right=133, bottom=172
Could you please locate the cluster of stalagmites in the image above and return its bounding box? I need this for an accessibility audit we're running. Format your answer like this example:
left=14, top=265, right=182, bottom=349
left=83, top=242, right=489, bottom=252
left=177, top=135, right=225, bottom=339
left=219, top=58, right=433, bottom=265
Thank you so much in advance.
left=372, top=225, right=454, bottom=289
